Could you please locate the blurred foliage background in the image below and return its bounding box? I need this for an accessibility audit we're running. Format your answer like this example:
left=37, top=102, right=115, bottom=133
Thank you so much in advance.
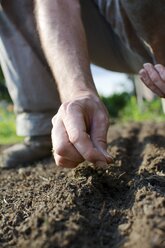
left=0, top=70, right=22, bottom=144
left=101, top=93, right=165, bottom=121
left=0, top=68, right=164, bottom=144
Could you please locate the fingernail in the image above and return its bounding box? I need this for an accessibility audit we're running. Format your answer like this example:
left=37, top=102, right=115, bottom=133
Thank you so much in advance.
left=95, top=161, right=108, bottom=169
left=144, top=63, right=152, bottom=68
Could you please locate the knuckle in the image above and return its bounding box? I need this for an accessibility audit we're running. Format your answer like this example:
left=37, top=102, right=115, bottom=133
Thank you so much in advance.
left=54, top=144, right=68, bottom=156
left=67, top=101, right=75, bottom=109
left=69, top=131, right=81, bottom=144
left=66, top=101, right=78, bottom=113
left=51, top=114, right=57, bottom=125
left=59, top=102, right=69, bottom=113
left=59, top=101, right=78, bottom=115
left=150, top=72, right=158, bottom=82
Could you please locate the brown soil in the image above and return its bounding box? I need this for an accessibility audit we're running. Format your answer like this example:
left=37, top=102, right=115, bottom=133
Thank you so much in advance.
left=0, top=122, right=165, bottom=248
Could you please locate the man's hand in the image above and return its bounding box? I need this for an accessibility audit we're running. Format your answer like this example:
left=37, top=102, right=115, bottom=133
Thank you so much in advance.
left=51, top=92, right=113, bottom=168
left=139, top=63, right=165, bottom=98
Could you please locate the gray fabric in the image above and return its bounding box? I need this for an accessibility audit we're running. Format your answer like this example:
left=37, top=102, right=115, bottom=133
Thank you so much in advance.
left=0, top=0, right=154, bottom=136
left=81, top=0, right=153, bottom=73
left=0, top=1, right=61, bottom=136
left=93, top=0, right=154, bottom=63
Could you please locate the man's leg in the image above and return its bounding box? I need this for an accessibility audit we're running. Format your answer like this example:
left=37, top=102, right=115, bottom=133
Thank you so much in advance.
left=0, top=1, right=60, bottom=168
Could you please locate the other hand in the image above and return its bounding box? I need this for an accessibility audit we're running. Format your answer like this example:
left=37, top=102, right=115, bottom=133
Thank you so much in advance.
left=139, top=63, right=165, bottom=98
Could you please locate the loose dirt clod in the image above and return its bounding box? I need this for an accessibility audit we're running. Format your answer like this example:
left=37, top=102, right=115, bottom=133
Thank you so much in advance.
left=0, top=122, right=165, bottom=248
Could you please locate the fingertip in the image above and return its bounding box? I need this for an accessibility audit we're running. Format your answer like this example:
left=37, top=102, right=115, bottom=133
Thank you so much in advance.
left=154, top=64, right=163, bottom=72
left=95, top=161, right=108, bottom=169
left=106, top=155, right=114, bottom=164
left=143, top=63, right=153, bottom=68
left=102, top=150, right=114, bottom=164
left=139, top=69, right=145, bottom=75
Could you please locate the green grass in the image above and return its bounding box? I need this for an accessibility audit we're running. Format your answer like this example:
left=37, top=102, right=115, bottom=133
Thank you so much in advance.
left=119, top=96, right=165, bottom=122
left=0, top=103, right=23, bottom=144
left=101, top=93, right=165, bottom=122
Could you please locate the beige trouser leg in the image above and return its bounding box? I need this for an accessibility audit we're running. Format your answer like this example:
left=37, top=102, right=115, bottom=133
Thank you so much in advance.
left=0, top=1, right=61, bottom=136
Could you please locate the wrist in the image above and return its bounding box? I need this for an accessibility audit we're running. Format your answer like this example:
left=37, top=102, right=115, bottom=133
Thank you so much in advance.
left=59, top=84, right=99, bottom=103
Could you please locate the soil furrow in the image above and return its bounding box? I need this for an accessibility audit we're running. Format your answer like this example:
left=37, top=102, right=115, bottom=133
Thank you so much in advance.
left=0, top=122, right=164, bottom=248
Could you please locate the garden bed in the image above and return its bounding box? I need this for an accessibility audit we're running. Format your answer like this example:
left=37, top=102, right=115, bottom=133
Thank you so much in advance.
left=0, top=122, right=165, bottom=248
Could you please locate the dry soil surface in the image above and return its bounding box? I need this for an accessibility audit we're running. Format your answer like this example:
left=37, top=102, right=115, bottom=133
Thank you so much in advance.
left=0, top=122, right=165, bottom=248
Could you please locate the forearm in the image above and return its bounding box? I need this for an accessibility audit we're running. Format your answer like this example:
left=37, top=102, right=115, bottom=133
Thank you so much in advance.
left=35, top=0, right=98, bottom=102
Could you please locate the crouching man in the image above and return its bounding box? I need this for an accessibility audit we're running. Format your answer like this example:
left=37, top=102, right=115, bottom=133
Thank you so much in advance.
left=0, top=0, right=164, bottom=169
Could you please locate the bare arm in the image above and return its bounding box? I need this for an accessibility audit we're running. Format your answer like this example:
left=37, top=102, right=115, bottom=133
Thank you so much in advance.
left=35, top=0, right=97, bottom=101
left=35, top=0, right=113, bottom=167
